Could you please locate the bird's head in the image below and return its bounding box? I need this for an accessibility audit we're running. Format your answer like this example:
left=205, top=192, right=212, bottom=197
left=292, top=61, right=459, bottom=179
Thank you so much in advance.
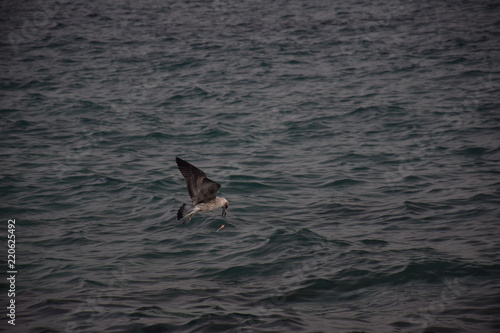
left=221, top=198, right=229, bottom=217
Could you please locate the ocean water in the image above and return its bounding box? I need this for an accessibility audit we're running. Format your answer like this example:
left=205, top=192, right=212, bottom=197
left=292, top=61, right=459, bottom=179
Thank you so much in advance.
left=1, top=0, right=500, bottom=332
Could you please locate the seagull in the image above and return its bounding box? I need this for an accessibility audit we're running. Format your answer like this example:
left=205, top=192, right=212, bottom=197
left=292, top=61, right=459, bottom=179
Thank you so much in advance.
left=175, top=157, right=229, bottom=224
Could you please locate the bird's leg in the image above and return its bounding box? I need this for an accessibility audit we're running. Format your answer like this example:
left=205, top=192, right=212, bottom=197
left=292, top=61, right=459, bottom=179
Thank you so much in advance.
left=182, top=212, right=195, bottom=224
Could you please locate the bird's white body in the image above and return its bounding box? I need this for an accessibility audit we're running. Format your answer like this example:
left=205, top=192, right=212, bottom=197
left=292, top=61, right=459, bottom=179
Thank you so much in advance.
left=196, top=197, right=228, bottom=212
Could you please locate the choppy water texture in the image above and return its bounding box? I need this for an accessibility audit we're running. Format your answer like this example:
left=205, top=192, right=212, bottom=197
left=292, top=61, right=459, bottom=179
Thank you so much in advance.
left=1, top=0, right=500, bottom=332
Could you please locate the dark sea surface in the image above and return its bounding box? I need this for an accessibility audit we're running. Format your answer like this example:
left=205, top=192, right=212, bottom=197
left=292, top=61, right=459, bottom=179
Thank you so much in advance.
left=1, top=0, right=500, bottom=332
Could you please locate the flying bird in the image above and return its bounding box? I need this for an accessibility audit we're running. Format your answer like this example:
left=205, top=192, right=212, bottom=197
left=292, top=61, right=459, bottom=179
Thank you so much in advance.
left=175, top=157, right=229, bottom=224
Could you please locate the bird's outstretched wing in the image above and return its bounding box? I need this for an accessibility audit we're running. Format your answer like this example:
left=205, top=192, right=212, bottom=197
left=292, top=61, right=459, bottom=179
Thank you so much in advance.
left=176, top=157, right=221, bottom=205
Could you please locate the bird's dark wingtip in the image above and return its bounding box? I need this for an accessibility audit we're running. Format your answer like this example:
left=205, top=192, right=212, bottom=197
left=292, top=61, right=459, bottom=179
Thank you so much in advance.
left=176, top=157, right=190, bottom=168
left=177, top=203, right=186, bottom=220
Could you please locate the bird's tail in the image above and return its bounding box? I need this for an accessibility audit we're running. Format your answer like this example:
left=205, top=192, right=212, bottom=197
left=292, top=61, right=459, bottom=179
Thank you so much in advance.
left=177, top=203, right=195, bottom=220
